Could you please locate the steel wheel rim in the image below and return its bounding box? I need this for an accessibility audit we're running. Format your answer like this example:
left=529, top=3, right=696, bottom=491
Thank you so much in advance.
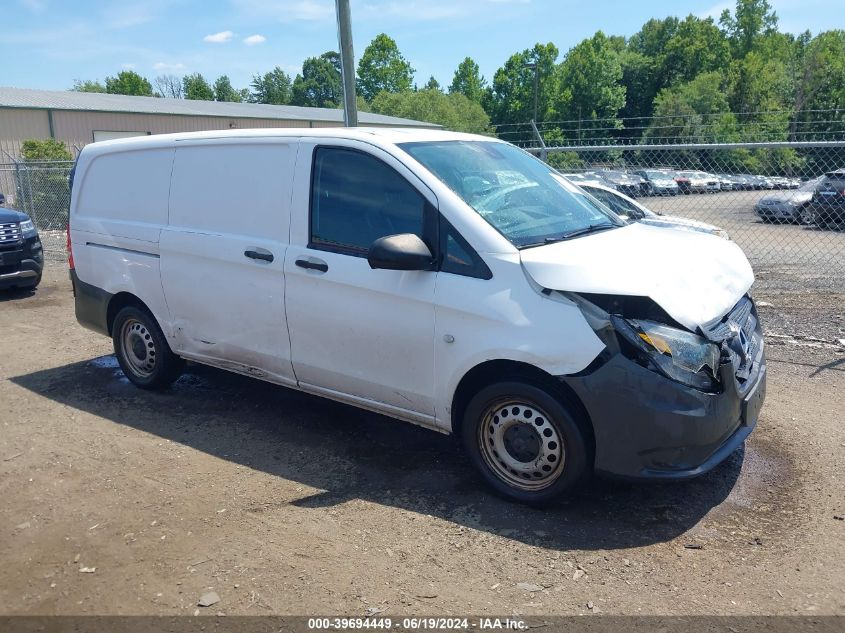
left=478, top=399, right=565, bottom=492
left=120, top=318, right=156, bottom=378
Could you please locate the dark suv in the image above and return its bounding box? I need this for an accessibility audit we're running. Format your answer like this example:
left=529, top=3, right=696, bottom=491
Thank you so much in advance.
left=0, top=208, right=43, bottom=290
left=808, top=169, right=845, bottom=229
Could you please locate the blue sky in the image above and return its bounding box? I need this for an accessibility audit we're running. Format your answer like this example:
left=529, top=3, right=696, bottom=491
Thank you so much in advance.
left=2, top=0, right=841, bottom=93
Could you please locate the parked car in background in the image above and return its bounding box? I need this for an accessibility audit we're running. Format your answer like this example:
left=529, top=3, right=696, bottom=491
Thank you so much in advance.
left=0, top=192, right=6, bottom=206
left=0, top=207, right=43, bottom=290
left=634, top=169, right=680, bottom=196
left=580, top=182, right=728, bottom=238
left=715, top=174, right=736, bottom=191
left=733, top=175, right=755, bottom=190
left=595, top=169, right=642, bottom=197
left=748, top=175, right=774, bottom=190
left=768, top=176, right=793, bottom=190
left=561, top=172, right=606, bottom=187
left=628, top=171, right=648, bottom=196
left=672, top=171, right=692, bottom=194
left=754, top=177, right=822, bottom=224
left=807, top=169, right=845, bottom=229
left=677, top=171, right=720, bottom=194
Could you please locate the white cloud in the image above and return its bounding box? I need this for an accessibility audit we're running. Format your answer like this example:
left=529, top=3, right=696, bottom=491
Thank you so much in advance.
left=122, top=63, right=136, bottom=70
left=103, top=3, right=156, bottom=29
left=153, top=61, right=186, bottom=71
left=243, top=34, right=266, bottom=46
left=232, top=0, right=334, bottom=22
left=362, top=2, right=465, bottom=20
left=203, top=30, right=234, bottom=43
left=19, top=0, right=46, bottom=12
left=359, top=0, right=528, bottom=22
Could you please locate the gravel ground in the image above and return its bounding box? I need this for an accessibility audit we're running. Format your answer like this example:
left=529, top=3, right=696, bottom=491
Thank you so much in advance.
left=0, top=261, right=842, bottom=618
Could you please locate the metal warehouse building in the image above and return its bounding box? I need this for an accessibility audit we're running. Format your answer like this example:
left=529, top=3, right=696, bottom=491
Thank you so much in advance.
left=0, top=86, right=439, bottom=159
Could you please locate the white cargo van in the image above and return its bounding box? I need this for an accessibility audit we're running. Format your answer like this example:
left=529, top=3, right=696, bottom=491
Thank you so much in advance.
left=69, top=128, right=766, bottom=503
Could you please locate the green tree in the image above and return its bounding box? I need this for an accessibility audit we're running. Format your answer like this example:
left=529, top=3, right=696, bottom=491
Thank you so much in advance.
left=790, top=30, right=845, bottom=138
left=661, top=16, right=731, bottom=85
left=357, top=33, right=414, bottom=101
left=645, top=72, right=736, bottom=143
left=628, top=16, right=680, bottom=59
left=291, top=52, right=343, bottom=107
left=728, top=49, right=792, bottom=137
left=554, top=32, right=626, bottom=137
left=20, top=139, right=72, bottom=161
left=250, top=67, right=292, bottom=105
left=183, top=73, right=214, bottom=101
left=370, top=89, right=491, bottom=134
left=213, top=75, right=243, bottom=102
left=105, top=71, right=153, bottom=96
left=71, top=79, right=106, bottom=93
left=449, top=57, right=486, bottom=103
left=621, top=17, right=681, bottom=121
left=720, top=0, right=779, bottom=57
left=424, top=76, right=442, bottom=91
left=483, top=43, right=559, bottom=126
left=618, top=50, right=658, bottom=122
left=18, top=140, right=73, bottom=229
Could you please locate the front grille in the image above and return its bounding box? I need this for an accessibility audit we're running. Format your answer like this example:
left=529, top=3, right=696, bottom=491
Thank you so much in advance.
left=701, top=296, right=761, bottom=385
left=0, top=222, right=22, bottom=251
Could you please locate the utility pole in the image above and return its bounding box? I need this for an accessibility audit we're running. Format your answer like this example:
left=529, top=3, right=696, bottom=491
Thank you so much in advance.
left=335, top=0, right=357, bottom=127
left=524, top=62, right=539, bottom=125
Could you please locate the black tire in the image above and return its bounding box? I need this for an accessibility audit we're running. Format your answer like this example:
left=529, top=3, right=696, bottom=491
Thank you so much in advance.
left=461, top=380, right=591, bottom=505
left=112, top=305, right=184, bottom=390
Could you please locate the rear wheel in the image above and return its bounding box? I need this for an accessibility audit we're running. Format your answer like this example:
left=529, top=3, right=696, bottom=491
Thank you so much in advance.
left=112, top=306, right=184, bottom=390
left=461, top=381, right=591, bottom=504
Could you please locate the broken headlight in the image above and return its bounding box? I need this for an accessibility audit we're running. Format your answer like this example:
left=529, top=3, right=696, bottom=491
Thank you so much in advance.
left=612, top=316, right=721, bottom=391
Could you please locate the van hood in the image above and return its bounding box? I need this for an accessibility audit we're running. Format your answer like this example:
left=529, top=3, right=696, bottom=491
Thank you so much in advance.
left=520, top=223, right=754, bottom=331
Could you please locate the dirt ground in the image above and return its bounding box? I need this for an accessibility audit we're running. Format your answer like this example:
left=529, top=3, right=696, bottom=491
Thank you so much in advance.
left=0, top=263, right=843, bottom=617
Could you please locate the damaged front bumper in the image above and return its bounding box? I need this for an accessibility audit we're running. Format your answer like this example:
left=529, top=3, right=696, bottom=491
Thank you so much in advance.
left=560, top=295, right=766, bottom=480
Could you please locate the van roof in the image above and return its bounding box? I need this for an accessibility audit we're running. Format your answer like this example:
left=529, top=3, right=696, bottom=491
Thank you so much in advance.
left=81, top=127, right=497, bottom=153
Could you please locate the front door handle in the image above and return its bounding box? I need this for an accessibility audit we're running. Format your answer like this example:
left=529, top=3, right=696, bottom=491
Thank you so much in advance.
left=244, top=249, right=274, bottom=263
left=295, top=258, right=328, bottom=273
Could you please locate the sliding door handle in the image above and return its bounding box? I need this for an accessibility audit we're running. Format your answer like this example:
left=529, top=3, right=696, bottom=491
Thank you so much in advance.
left=244, top=249, right=274, bottom=263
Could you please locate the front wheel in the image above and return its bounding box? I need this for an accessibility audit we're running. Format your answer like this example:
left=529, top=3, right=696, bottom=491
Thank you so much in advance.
left=112, top=306, right=185, bottom=390
left=461, top=381, right=591, bottom=504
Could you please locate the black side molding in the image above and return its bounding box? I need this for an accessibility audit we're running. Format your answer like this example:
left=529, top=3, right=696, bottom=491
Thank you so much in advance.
left=71, top=269, right=113, bottom=336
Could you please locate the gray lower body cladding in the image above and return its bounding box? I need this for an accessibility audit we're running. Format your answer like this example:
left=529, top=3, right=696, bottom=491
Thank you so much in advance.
left=70, top=269, right=112, bottom=336
left=560, top=346, right=766, bottom=480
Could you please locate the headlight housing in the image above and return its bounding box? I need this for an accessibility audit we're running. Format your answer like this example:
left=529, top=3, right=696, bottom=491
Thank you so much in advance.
left=19, top=218, right=38, bottom=238
left=612, top=316, right=721, bottom=391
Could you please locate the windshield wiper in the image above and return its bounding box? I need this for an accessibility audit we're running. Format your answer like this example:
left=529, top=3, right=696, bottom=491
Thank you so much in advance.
left=543, top=223, right=617, bottom=244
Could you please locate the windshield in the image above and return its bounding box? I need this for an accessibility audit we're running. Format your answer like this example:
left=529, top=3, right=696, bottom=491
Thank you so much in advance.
left=399, top=141, right=622, bottom=248
left=582, top=186, right=645, bottom=219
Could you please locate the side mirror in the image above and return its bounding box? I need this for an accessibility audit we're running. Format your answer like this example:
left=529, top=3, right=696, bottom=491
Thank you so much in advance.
left=367, top=233, right=434, bottom=271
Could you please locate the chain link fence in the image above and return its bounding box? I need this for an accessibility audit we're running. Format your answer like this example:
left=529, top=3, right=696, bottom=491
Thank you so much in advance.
left=1, top=142, right=844, bottom=287
left=0, top=160, right=74, bottom=261
left=518, top=140, right=845, bottom=291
